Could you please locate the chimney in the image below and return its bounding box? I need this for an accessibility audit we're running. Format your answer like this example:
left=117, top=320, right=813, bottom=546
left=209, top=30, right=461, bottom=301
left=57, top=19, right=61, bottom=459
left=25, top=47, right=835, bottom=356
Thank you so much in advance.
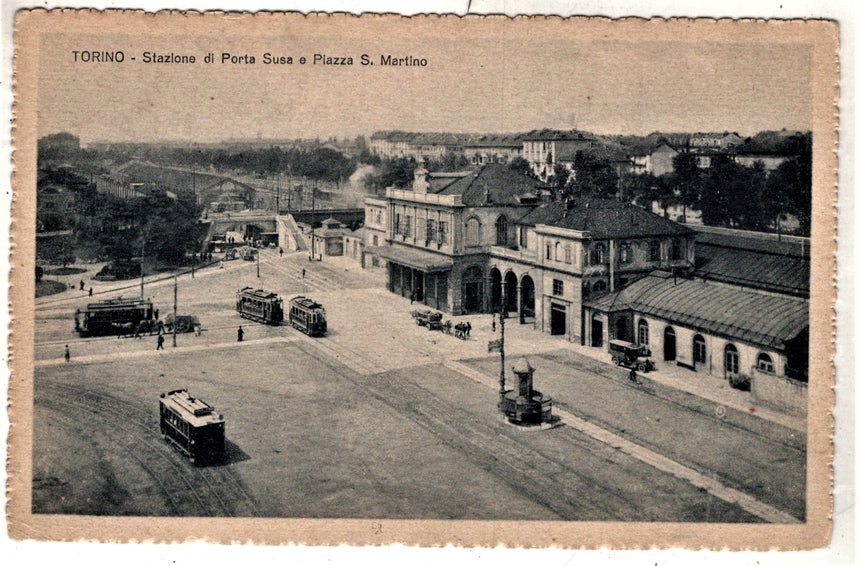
left=413, top=168, right=429, bottom=194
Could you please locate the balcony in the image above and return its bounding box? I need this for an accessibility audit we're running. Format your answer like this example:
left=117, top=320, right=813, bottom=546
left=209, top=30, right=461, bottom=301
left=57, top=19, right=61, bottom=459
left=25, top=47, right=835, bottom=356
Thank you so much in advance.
left=490, top=245, right=537, bottom=262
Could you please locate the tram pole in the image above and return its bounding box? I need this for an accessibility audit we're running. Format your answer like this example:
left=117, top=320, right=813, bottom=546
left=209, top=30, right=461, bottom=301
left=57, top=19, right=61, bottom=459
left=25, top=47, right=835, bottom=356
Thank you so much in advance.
left=499, top=287, right=506, bottom=409
left=140, top=238, right=145, bottom=300
left=173, top=274, right=178, bottom=348
left=256, top=249, right=260, bottom=278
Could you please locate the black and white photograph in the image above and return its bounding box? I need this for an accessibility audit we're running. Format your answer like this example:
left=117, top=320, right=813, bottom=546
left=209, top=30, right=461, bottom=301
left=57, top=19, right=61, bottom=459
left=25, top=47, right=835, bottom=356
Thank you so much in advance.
left=7, top=8, right=839, bottom=552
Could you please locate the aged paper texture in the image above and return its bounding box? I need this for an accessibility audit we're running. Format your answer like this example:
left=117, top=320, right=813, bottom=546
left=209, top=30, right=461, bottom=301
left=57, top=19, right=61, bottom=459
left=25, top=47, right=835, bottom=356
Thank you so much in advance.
left=8, top=11, right=838, bottom=550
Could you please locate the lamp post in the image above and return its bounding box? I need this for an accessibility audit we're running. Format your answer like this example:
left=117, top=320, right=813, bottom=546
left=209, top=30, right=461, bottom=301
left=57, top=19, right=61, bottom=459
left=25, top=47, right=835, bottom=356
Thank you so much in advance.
left=256, top=248, right=260, bottom=278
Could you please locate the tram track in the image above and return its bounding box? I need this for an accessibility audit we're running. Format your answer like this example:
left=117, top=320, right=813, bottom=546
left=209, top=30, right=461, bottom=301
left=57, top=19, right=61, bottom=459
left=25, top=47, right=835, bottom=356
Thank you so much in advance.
left=35, top=380, right=260, bottom=517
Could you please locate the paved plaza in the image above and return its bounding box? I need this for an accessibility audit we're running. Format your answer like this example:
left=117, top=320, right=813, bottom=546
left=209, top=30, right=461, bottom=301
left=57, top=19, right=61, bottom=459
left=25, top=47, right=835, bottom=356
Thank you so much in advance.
left=31, top=250, right=806, bottom=522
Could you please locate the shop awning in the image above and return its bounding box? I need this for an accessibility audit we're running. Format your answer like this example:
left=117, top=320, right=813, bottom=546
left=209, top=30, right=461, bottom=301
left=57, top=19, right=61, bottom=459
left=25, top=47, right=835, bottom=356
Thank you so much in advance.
left=365, top=245, right=453, bottom=273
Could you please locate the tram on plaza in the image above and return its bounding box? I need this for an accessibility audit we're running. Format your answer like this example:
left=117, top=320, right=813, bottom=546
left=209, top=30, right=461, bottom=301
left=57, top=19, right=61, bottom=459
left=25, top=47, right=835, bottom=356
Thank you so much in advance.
left=236, top=287, right=284, bottom=324
left=74, top=297, right=156, bottom=337
left=159, top=389, right=226, bottom=466
left=288, top=296, right=327, bottom=337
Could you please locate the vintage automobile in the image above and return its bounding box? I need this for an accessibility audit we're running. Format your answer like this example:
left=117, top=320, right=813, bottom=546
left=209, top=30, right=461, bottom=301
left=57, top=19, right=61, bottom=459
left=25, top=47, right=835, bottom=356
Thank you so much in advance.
left=411, top=309, right=443, bottom=330
left=608, top=339, right=656, bottom=373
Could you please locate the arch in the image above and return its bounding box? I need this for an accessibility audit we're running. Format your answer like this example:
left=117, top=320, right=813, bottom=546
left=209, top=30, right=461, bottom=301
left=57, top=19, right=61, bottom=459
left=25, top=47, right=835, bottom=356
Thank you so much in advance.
left=592, top=280, right=608, bottom=293
left=520, top=274, right=535, bottom=320
left=504, top=270, right=518, bottom=313
left=554, top=241, right=562, bottom=261
left=724, top=344, right=740, bottom=377
left=461, top=265, right=484, bottom=314
left=495, top=215, right=509, bottom=246
left=489, top=267, right=502, bottom=311
left=637, top=319, right=650, bottom=346
left=693, top=334, right=707, bottom=366
left=664, top=326, right=676, bottom=361
left=757, top=352, right=774, bottom=373
left=465, top=217, right=481, bottom=247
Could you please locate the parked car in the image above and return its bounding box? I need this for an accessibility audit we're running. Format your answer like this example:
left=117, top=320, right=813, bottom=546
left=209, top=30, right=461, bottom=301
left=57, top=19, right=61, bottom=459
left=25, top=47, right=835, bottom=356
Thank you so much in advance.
left=608, top=339, right=656, bottom=372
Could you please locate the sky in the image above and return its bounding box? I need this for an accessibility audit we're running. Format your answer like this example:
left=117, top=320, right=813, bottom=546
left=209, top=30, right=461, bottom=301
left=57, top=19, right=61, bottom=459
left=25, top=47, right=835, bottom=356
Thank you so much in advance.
left=34, top=20, right=815, bottom=144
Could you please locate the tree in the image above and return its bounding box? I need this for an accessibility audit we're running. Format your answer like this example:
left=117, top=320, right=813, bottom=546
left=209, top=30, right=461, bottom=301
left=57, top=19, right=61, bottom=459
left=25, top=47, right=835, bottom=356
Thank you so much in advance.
left=508, top=156, right=532, bottom=176
left=669, top=152, right=703, bottom=223
left=568, top=151, right=618, bottom=198
left=764, top=133, right=812, bottom=235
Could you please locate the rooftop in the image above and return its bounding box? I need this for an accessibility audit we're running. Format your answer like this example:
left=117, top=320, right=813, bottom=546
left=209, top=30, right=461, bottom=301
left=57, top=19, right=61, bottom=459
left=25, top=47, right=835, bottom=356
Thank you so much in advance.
left=520, top=199, right=694, bottom=239
left=430, top=164, right=546, bottom=206
left=585, top=271, right=808, bottom=351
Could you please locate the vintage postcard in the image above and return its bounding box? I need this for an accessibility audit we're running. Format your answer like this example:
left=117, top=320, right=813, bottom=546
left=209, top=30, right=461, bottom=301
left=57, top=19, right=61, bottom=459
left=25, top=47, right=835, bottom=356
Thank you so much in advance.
left=8, top=11, right=838, bottom=550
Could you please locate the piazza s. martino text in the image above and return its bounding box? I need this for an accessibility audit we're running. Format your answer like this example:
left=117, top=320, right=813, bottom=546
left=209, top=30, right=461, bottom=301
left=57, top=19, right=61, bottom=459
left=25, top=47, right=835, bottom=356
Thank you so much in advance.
left=72, top=50, right=428, bottom=67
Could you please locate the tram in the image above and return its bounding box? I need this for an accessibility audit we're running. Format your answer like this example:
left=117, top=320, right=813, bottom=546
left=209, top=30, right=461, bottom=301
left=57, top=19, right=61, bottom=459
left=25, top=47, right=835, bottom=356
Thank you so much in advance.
left=159, top=389, right=225, bottom=466
left=236, top=287, right=284, bottom=324
left=74, top=297, right=156, bottom=337
left=288, top=296, right=327, bottom=337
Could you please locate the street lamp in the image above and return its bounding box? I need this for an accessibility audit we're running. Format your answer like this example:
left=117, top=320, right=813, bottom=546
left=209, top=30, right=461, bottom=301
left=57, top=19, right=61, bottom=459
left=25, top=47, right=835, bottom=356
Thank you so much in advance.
left=498, top=286, right=507, bottom=409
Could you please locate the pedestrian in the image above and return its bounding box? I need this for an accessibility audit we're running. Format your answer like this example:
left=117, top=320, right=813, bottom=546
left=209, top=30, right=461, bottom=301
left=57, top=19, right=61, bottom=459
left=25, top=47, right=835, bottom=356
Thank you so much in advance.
left=279, top=247, right=284, bottom=257
left=64, top=345, right=70, bottom=363
left=628, top=367, right=639, bottom=384
left=79, top=280, right=85, bottom=291
left=237, top=325, right=244, bottom=342
left=466, top=322, right=472, bottom=336
left=88, top=287, right=93, bottom=296
left=194, top=324, right=202, bottom=337
left=301, top=268, right=306, bottom=279
left=133, top=323, right=141, bottom=339
left=410, top=291, right=415, bottom=304
left=156, top=334, right=164, bottom=350
left=154, top=309, right=159, bottom=320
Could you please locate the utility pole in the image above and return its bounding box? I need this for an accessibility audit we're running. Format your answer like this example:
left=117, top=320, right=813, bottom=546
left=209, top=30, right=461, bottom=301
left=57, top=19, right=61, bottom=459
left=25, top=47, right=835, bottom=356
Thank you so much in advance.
left=140, top=237, right=145, bottom=299
left=256, top=249, right=260, bottom=278
left=173, top=274, right=178, bottom=348
left=499, top=287, right=506, bottom=408
left=310, top=179, right=316, bottom=261
left=276, top=173, right=280, bottom=215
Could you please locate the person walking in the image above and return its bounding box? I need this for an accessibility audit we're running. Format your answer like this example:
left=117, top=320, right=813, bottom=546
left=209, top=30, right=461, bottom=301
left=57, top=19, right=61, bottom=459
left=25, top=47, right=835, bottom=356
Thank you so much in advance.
left=410, top=291, right=415, bottom=304
left=156, top=334, right=164, bottom=350
left=301, top=268, right=306, bottom=279
left=628, top=367, right=639, bottom=384
left=466, top=322, right=472, bottom=337
left=64, top=345, right=70, bottom=363
left=79, top=280, right=85, bottom=291
left=237, top=325, right=244, bottom=342
left=279, top=247, right=284, bottom=257
left=88, top=287, right=93, bottom=296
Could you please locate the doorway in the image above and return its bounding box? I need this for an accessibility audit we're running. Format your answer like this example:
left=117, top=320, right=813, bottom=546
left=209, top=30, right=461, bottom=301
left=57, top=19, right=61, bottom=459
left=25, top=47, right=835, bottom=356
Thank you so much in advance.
left=664, top=327, right=676, bottom=361
left=550, top=303, right=566, bottom=336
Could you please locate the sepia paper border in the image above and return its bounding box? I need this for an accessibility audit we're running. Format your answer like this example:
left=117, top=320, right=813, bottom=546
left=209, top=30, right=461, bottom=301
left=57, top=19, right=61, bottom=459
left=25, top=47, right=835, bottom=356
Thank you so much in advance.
left=7, top=10, right=839, bottom=550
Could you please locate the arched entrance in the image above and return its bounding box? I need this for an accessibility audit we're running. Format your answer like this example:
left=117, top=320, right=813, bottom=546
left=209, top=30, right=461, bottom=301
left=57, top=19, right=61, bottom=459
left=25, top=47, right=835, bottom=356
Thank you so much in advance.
left=489, top=268, right=502, bottom=312
left=724, top=344, right=740, bottom=379
left=664, top=327, right=676, bottom=361
left=461, top=266, right=484, bottom=314
left=520, top=274, right=535, bottom=321
left=504, top=271, right=518, bottom=313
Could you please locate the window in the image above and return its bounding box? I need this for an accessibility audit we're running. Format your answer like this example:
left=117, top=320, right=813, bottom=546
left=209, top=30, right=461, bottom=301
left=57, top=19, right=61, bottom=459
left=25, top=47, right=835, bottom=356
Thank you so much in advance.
left=619, top=242, right=632, bottom=263
left=592, top=280, right=607, bottom=293
left=426, top=219, right=436, bottom=243
left=564, top=243, right=572, bottom=264
left=438, top=221, right=448, bottom=244
left=725, top=344, right=740, bottom=376
left=670, top=238, right=682, bottom=260
left=466, top=218, right=481, bottom=246
left=520, top=227, right=528, bottom=249
left=394, top=213, right=401, bottom=235
left=495, top=215, right=509, bottom=246
left=649, top=240, right=661, bottom=262
left=546, top=243, right=552, bottom=260
left=591, top=243, right=606, bottom=265
left=403, top=215, right=412, bottom=238
left=552, top=279, right=564, bottom=296
left=693, top=335, right=706, bottom=363
left=757, top=353, right=774, bottom=373
left=555, top=242, right=562, bottom=261
left=416, top=218, right=426, bottom=242
left=638, top=319, right=650, bottom=346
